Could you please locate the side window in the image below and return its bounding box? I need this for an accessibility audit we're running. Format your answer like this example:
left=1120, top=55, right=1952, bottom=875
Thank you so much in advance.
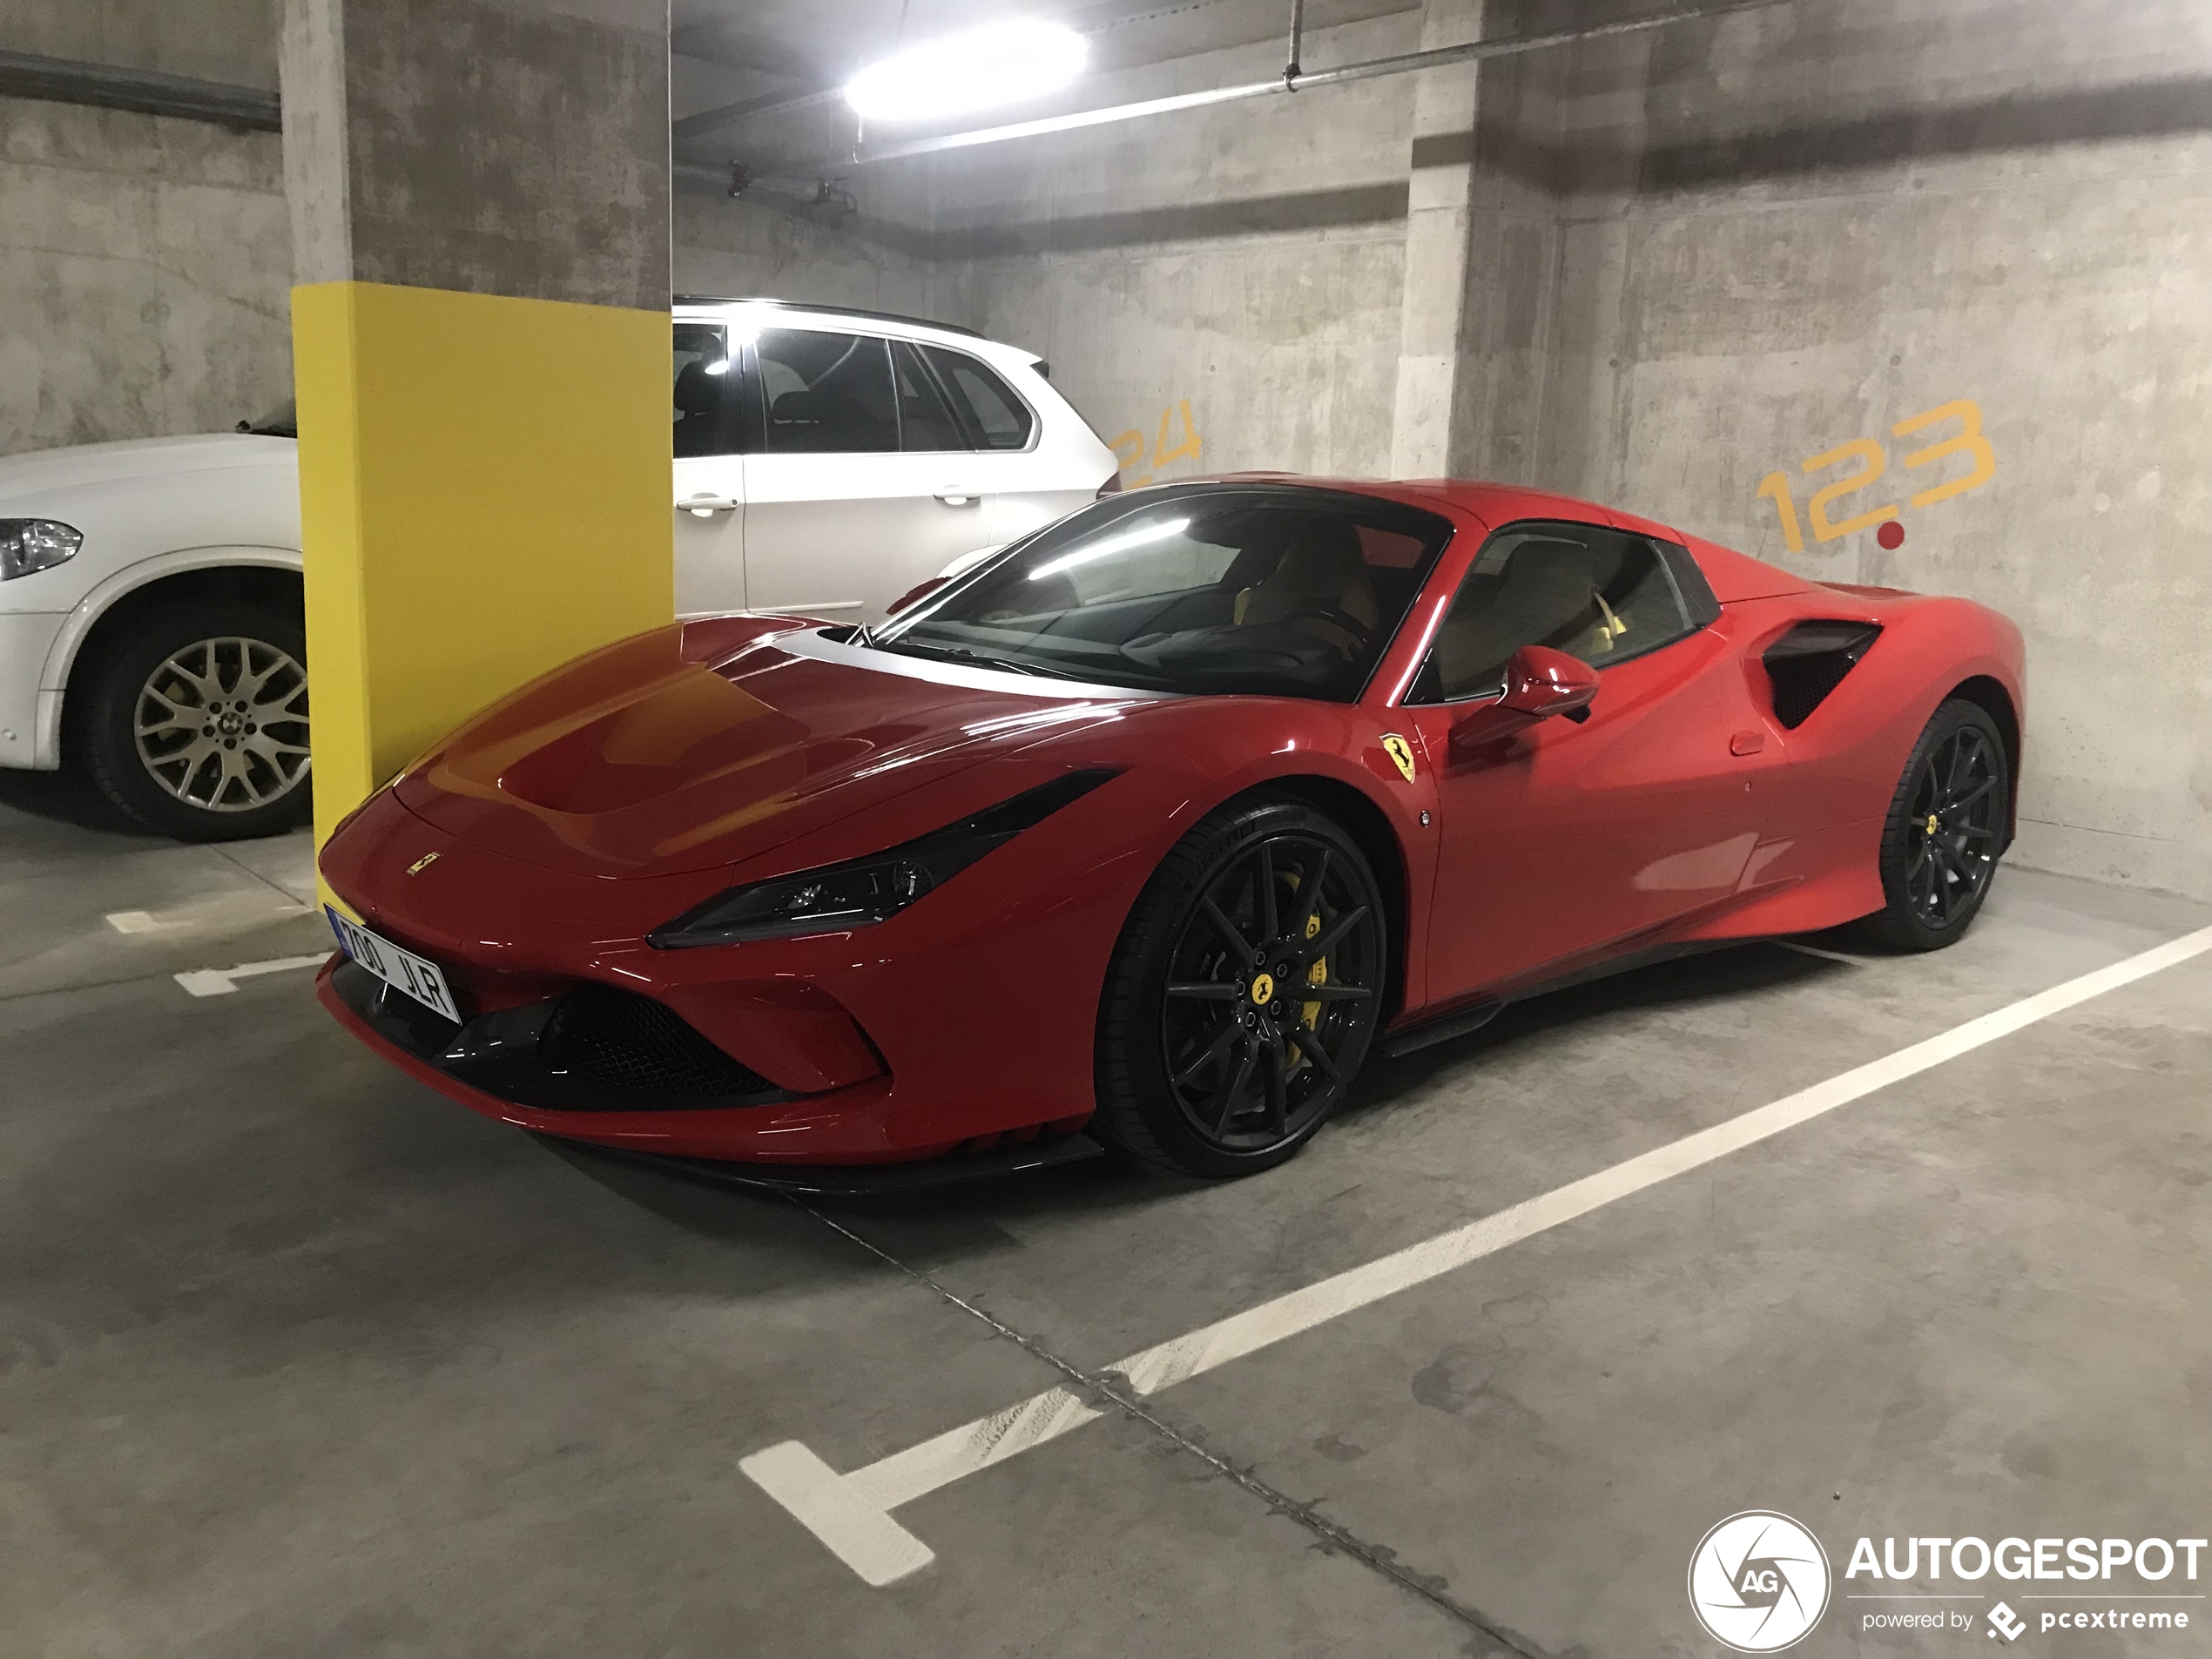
left=672, top=324, right=732, bottom=458
left=1414, top=523, right=1693, bottom=702
left=922, top=345, right=1035, bottom=450
left=893, top=341, right=968, bottom=452
left=758, top=329, right=898, bottom=454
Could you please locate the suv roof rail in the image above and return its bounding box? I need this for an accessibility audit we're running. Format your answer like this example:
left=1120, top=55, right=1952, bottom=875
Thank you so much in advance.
left=671, top=295, right=983, bottom=340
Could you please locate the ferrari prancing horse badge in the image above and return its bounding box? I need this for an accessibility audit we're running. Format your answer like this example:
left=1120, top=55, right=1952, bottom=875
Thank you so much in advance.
left=1380, top=734, right=1417, bottom=783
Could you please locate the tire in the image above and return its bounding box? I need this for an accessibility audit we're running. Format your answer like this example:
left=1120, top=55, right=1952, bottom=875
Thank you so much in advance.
left=1860, top=697, right=2009, bottom=951
left=75, top=597, right=313, bottom=842
left=1093, top=794, right=1386, bottom=1177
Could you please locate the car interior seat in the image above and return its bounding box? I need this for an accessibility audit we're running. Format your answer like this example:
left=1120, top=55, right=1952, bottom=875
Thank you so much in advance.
left=1433, top=544, right=1609, bottom=696
left=769, top=388, right=893, bottom=452
left=1236, top=521, right=1382, bottom=651
left=672, top=361, right=723, bottom=457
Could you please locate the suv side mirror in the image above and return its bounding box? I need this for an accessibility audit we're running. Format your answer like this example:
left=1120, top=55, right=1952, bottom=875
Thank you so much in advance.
left=1449, top=646, right=1600, bottom=754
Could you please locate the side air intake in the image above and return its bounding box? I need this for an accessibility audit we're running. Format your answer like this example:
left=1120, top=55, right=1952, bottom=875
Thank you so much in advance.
left=1763, top=622, right=1882, bottom=729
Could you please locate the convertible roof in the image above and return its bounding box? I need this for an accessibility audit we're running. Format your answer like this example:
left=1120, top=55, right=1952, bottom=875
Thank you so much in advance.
left=1204, top=472, right=1683, bottom=539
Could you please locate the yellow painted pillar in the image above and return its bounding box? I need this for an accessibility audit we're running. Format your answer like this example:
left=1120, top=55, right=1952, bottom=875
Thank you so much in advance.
left=280, top=0, right=671, bottom=899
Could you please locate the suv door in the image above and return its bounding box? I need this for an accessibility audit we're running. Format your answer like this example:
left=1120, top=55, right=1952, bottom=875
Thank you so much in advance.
left=1400, top=521, right=1776, bottom=1001
left=909, top=341, right=1061, bottom=547
left=739, top=327, right=1000, bottom=624
left=671, top=321, right=747, bottom=617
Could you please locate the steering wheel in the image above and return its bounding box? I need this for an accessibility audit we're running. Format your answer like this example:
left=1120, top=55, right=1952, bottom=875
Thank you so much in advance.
left=1275, top=604, right=1374, bottom=651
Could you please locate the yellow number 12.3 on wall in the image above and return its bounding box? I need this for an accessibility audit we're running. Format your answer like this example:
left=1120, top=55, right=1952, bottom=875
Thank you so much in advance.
left=1757, top=398, right=1996, bottom=554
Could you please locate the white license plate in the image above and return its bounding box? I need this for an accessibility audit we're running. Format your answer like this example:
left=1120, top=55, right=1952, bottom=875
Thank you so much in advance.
left=327, top=907, right=461, bottom=1023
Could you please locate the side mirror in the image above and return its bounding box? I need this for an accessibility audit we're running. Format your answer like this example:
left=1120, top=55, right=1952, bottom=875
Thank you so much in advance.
left=1449, top=646, right=1599, bottom=754
left=1499, top=644, right=1600, bottom=718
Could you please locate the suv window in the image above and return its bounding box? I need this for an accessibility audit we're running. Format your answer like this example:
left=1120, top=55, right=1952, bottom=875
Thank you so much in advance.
left=893, top=341, right=966, bottom=452
left=1413, top=521, right=1693, bottom=703
left=673, top=324, right=732, bottom=458
left=758, top=329, right=898, bottom=454
left=922, top=345, right=1034, bottom=449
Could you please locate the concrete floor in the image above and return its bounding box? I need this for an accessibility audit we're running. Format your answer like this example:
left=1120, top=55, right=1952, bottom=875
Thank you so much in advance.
left=3, top=767, right=2207, bottom=1658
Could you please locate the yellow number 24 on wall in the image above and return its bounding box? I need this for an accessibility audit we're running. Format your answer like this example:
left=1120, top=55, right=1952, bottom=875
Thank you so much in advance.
left=1110, top=399, right=1204, bottom=489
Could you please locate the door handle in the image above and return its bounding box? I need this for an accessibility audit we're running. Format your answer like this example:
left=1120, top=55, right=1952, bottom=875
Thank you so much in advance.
left=933, top=488, right=981, bottom=506
left=678, top=493, right=738, bottom=517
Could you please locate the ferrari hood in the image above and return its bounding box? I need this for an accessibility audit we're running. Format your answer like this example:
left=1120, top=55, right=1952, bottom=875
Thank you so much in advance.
left=395, top=621, right=1152, bottom=880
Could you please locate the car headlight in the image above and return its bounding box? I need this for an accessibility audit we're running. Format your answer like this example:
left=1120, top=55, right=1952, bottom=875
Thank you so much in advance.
left=0, top=519, right=83, bottom=581
left=650, top=768, right=1118, bottom=948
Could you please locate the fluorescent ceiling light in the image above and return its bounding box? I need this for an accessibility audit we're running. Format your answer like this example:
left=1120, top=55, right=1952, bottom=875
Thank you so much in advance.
left=845, top=19, right=1089, bottom=125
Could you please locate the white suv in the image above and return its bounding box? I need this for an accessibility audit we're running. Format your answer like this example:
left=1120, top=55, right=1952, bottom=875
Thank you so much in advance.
left=0, top=299, right=1118, bottom=841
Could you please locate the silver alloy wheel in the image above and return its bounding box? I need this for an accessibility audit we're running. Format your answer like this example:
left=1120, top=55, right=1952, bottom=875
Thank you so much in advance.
left=132, top=636, right=311, bottom=813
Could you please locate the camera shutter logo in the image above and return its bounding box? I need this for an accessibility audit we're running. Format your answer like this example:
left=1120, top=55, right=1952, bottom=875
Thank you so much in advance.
left=1688, top=1511, right=1832, bottom=1652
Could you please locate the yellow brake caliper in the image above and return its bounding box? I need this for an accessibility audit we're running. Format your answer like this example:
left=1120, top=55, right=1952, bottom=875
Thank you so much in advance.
left=1296, top=909, right=1326, bottom=1064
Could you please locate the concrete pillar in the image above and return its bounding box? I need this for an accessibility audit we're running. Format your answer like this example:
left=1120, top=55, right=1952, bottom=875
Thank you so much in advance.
left=1388, top=0, right=1487, bottom=479
left=280, top=0, right=673, bottom=869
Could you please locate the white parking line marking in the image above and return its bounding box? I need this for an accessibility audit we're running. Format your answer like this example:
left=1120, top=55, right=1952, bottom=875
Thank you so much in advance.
left=106, top=910, right=162, bottom=934
left=743, top=923, right=2212, bottom=1586
left=174, top=954, right=331, bottom=997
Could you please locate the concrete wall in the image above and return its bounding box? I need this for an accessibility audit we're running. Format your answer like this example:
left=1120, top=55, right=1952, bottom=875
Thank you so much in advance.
left=914, top=13, right=1422, bottom=482
left=1531, top=0, right=2212, bottom=899
left=671, top=188, right=937, bottom=318
left=0, top=0, right=292, bottom=453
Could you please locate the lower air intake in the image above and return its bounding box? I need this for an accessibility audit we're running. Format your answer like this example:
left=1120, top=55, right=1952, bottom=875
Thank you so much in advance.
left=1763, top=622, right=1882, bottom=729
left=547, top=983, right=775, bottom=1098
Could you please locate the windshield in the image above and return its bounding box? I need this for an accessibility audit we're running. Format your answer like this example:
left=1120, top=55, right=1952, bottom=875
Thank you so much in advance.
left=873, top=485, right=1453, bottom=700
left=238, top=398, right=296, bottom=438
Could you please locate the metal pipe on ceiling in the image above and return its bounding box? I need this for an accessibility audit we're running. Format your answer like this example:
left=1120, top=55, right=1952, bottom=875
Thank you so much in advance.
left=749, top=0, right=1786, bottom=184
left=1285, top=0, right=1307, bottom=86
left=0, top=49, right=280, bottom=130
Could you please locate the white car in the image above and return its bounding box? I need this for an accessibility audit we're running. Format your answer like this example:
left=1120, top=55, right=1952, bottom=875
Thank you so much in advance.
left=0, top=299, right=1118, bottom=841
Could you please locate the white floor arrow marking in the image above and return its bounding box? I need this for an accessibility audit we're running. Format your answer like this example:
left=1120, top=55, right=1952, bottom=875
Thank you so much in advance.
left=174, top=954, right=330, bottom=997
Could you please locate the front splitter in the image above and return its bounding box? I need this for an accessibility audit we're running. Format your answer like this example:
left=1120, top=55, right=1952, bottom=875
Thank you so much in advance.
left=555, top=1131, right=1108, bottom=1198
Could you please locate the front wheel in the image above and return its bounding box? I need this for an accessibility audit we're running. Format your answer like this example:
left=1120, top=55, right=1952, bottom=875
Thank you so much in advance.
left=1093, top=796, right=1386, bottom=1177
left=1862, top=697, right=2010, bottom=950
left=75, top=598, right=313, bottom=842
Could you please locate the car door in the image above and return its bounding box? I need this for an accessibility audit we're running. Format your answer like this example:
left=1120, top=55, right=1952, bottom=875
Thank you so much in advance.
left=910, top=341, right=1063, bottom=548
left=1401, top=521, right=1779, bottom=1001
left=739, top=327, right=1000, bottom=624
left=671, top=320, right=749, bottom=617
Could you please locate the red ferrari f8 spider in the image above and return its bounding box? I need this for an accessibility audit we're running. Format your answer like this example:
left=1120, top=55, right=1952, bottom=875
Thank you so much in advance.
left=318, top=479, right=2024, bottom=1180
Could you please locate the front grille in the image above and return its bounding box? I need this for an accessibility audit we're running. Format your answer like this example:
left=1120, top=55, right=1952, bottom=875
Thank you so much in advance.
left=546, top=983, right=775, bottom=1098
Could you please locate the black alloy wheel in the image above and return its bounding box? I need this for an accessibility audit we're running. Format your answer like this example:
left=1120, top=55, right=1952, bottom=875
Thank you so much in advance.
left=1865, top=697, right=2010, bottom=950
left=1095, top=796, right=1386, bottom=1177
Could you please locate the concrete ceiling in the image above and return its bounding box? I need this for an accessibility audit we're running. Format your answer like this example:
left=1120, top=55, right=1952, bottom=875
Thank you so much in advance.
left=669, top=0, right=1420, bottom=171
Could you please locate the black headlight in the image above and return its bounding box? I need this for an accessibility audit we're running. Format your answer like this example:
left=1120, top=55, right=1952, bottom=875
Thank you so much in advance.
left=649, top=769, right=1118, bottom=948
left=0, top=519, right=82, bottom=581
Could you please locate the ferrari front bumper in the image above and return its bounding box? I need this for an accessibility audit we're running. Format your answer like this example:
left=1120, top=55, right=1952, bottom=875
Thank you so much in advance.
left=321, top=956, right=929, bottom=1164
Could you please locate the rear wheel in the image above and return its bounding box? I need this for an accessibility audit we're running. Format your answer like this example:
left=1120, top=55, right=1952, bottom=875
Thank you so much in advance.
left=1094, top=796, right=1385, bottom=1177
left=1862, top=697, right=2009, bottom=950
left=76, top=598, right=313, bottom=842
